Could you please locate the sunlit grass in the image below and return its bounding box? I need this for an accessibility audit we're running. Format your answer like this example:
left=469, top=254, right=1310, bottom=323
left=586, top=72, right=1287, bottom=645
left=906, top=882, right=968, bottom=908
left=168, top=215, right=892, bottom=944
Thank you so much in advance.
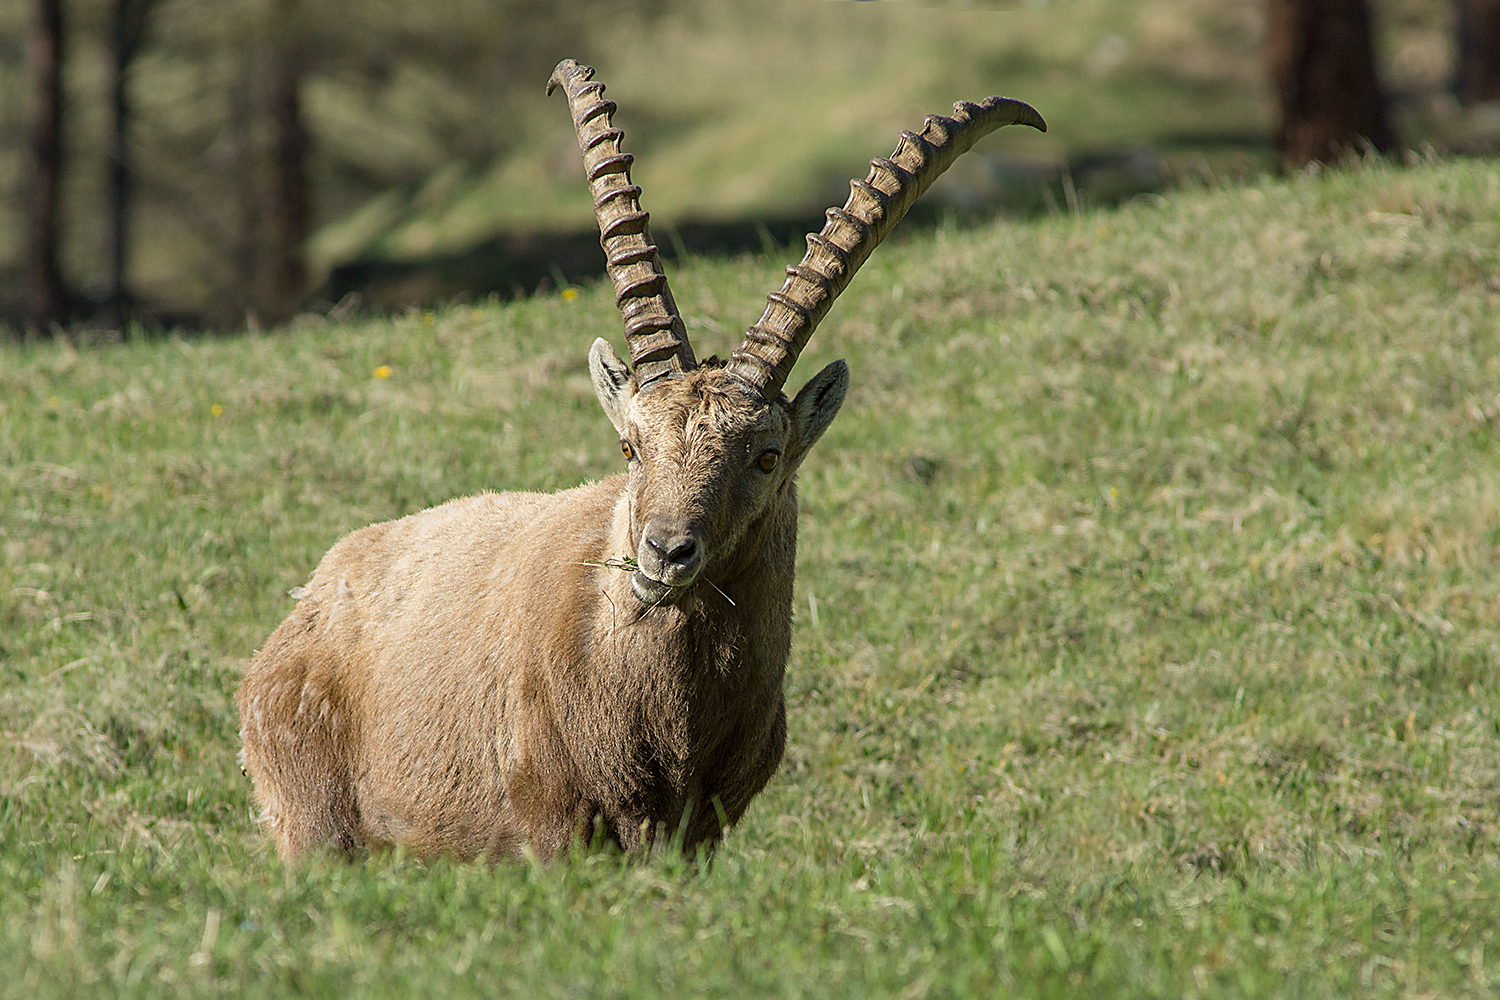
left=3, top=156, right=1499, bottom=997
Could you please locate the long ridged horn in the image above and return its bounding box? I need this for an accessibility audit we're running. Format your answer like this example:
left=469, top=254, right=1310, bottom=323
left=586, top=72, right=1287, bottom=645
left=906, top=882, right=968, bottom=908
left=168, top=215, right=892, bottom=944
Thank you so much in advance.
left=727, top=97, right=1046, bottom=401
left=549, top=59, right=696, bottom=389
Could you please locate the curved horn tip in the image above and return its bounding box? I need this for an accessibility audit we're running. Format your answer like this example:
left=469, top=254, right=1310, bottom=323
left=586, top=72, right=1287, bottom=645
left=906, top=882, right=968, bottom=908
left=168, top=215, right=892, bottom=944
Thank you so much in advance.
left=547, top=58, right=587, bottom=96
left=1012, top=101, right=1048, bottom=133
left=967, top=96, right=1047, bottom=134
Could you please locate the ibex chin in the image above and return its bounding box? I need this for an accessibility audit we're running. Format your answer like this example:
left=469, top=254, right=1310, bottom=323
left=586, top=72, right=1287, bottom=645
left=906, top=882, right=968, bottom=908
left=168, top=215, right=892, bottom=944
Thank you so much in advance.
left=236, top=59, right=1044, bottom=862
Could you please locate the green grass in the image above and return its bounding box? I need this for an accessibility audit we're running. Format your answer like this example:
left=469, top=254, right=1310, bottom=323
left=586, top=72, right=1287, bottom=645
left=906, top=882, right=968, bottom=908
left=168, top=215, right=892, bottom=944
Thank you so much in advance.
left=4, top=156, right=1500, bottom=997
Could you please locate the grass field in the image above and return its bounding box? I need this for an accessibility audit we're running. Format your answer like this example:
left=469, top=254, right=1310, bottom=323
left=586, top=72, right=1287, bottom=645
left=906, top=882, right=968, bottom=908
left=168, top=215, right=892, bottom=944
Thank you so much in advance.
left=4, top=156, right=1500, bottom=997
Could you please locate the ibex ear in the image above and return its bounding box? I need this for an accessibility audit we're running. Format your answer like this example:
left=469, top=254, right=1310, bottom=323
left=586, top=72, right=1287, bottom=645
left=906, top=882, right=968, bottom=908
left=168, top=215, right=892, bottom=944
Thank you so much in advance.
left=589, top=338, right=636, bottom=433
left=786, top=359, right=849, bottom=468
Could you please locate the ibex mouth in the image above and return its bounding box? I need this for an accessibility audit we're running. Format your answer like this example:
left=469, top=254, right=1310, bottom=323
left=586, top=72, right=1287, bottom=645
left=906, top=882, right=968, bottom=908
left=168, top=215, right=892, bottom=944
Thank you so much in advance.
left=631, top=571, right=685, bottom=606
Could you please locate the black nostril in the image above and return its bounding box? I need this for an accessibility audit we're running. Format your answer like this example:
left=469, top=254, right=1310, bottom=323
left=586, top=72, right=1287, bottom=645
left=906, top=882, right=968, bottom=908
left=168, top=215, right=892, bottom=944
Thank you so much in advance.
left=667, top=538, right=697, bottom=564
left=645, top=534, right=668, bottom=557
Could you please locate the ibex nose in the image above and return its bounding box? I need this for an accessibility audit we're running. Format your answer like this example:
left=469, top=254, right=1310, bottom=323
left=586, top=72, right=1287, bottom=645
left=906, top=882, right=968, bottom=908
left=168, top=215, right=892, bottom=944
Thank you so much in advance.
left=652, top=536, right=697, bottom=564
left=640, top=520, right=703, bottom=586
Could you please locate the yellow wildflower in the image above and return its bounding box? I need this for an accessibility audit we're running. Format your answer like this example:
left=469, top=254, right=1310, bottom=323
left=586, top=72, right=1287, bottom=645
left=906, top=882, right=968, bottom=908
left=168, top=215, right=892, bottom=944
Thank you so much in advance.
left=373, top=365, right=393, bottom=380
left=561, top=288, right=579, bottom=302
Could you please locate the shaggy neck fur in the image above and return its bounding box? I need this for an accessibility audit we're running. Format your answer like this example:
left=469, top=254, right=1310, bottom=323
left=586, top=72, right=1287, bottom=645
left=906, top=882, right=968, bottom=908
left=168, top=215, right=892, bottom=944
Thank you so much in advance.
left=517, top=476, right=799, bottom=853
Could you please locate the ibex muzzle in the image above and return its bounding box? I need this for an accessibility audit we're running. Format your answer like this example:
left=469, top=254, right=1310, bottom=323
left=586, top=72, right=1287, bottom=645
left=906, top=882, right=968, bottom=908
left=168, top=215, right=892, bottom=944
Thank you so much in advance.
left=638, top=518, right=701, bottom=595
left=235, top=59, right=1044, bottom=862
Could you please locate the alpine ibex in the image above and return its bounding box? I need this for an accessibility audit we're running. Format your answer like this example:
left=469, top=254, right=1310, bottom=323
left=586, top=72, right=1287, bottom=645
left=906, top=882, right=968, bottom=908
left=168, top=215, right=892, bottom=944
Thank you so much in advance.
left=236, top=59, right=1044, bottom=861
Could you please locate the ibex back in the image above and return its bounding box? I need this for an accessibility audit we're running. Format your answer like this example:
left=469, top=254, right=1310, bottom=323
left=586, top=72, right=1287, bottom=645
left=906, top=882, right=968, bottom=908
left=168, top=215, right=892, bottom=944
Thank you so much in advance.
left=236, top=60, right=1044, bottom=861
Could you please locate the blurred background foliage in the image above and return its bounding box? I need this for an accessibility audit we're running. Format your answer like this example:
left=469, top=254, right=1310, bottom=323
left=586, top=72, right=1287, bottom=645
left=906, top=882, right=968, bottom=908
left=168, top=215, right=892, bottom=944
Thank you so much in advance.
left=1, top=0, right=1495, bottom=328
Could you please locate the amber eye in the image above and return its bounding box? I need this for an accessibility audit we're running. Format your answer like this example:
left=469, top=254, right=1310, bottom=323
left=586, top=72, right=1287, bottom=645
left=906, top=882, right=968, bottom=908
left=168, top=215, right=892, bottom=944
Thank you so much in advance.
left=621, top=440, right=634, bottom=461
left=757, top=450, right=780, bottom=473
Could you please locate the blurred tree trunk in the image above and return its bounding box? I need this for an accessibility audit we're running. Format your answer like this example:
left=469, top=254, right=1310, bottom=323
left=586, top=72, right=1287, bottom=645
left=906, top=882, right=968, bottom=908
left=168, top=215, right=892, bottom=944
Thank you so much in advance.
left=24, top=0, right=66, bottom=331
left=228, top=51, right=262, bottom=326
left=1265, top=0, right=1395, bottom=167
left=1457, top=0, right=1500, bottom=103
left=257, top=0, right=309, bottom=325
left=106, top=0, right=158, bottom=332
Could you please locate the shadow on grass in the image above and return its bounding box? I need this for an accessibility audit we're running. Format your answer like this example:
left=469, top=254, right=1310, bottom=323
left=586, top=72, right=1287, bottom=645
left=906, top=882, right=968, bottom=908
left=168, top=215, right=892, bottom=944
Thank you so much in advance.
left=320, top=140, right=1279, bottom=314
left=0, top=138, right=1280, bottom=337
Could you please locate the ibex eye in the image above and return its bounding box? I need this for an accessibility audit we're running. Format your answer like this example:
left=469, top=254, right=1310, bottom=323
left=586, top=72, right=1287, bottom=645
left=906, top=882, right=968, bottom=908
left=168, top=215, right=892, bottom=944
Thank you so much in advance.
left=621, top=441, right=634, bottom=460
left=757, top=450, right=780, bottom=473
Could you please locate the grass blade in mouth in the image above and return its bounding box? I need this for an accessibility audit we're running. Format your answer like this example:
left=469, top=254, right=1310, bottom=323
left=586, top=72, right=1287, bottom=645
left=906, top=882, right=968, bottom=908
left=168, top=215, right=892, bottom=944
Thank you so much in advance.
left=580, top=556, right=641, bottom=572
left=582, top=557, right=734, bottom=606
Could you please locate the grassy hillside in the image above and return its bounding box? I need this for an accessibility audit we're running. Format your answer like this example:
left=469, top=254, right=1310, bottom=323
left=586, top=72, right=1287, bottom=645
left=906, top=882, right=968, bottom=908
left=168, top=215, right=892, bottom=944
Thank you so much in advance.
left=7, top=0, right=1482, bottom=322
left=308, top=0, right=1482, bottom=283
left=308, top=0, right=1273, bottom=277
left=3, top=157, right=1499, bottom=997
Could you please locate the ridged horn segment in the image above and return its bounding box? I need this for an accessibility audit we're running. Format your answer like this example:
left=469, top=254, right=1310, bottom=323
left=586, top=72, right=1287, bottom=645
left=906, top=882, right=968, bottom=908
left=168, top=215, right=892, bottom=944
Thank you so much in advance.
left=727, top=96, right=1046, bottom=401
left=549, top=59, right=696, bottom=389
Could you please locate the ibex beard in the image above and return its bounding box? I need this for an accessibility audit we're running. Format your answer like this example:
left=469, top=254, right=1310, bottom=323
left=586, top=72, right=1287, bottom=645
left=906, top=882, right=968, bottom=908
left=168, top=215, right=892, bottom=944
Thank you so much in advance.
left=236, top=59, right=1043, bottom=863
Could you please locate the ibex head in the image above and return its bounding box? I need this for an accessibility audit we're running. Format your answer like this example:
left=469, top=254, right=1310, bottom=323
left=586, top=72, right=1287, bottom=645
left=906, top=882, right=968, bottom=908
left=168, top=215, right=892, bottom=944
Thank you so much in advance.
left=588, top=341, right=848, bottom=605
left=550, top=59, right=1044, bottom=606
